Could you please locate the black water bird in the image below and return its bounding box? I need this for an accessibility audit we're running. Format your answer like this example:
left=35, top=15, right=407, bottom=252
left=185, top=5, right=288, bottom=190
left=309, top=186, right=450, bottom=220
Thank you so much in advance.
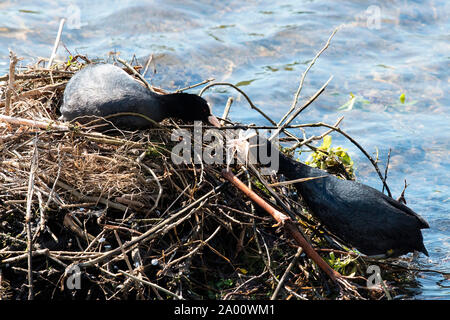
left=259, top=139, right=429, bottom=257
left=60, top=64, right=220, bottom=129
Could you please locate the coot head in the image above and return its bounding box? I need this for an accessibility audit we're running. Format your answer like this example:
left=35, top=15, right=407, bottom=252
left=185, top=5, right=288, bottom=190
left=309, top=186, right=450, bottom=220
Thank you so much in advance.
left=59, top=63, right=221, bottom=129
left=167, top=92, right=221, bottom=127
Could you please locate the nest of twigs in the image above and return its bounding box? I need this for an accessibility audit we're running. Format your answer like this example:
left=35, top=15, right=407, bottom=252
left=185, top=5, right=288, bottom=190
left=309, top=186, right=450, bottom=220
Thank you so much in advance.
left=0, top=50, right=420, bottom=300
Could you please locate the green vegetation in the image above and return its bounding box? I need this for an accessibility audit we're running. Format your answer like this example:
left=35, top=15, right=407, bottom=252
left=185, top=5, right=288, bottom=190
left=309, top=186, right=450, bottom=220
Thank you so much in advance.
left=326, top=251, right=358, bottom=276
left=338, top=93, right=370, bottom=111
left=305, top=135, right=355, bottom=179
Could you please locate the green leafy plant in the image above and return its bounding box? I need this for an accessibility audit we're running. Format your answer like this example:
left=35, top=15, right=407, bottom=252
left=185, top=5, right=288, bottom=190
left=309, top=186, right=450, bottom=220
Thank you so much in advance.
left=326, top=251, right=358, bottom=276
left=66, top=55, right=83, bottom=68
left=384, top=92, right=418, bottom=111
left=338, top=93, right=370, bottom=111
left=145, top=145, right=160, bottom=157
left=66, top=55, right=73, bottom=67
left=252, top=178, right=271, bottom=196
left=305, top=135, right=355, bottom=179
left=216, top=278, right=233, bottom=290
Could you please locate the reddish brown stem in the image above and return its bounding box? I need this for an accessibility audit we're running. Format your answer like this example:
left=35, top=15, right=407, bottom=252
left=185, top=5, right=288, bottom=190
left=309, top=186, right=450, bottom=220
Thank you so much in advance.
left=222, top=169, right=339, bottom=283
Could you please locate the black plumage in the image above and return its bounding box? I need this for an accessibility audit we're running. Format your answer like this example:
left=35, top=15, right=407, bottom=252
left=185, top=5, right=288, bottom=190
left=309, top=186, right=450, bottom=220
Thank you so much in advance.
left=60, top=64, right=220, bottom=128
left=260, top=139, right=429, bottom=257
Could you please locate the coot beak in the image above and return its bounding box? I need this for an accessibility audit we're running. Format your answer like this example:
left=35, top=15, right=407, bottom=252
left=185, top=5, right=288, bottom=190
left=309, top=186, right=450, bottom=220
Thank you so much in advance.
left=208, top=115, right=221, bottom=128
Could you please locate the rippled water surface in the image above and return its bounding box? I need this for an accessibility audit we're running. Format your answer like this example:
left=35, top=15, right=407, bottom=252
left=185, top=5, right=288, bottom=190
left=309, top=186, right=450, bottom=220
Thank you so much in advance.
left=1, top=0, right=449, bottom=299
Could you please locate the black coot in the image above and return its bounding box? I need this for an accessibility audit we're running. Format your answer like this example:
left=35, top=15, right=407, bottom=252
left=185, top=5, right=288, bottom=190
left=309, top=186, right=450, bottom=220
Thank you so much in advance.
left=258, top=139, right=429, bottom=257
left=60, top=64, right=220, bottom=129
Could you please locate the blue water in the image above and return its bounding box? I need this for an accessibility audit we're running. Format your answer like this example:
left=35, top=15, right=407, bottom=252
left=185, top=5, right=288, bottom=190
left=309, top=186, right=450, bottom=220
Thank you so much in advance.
left=1, top=0, right=449, bottom=299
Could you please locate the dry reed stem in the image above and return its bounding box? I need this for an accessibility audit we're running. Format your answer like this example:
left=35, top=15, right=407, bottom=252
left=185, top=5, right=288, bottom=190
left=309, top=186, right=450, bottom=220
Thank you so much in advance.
left=221, top=97, right=234, bottom=126
left=5, top=50, right=19, bottom=115
left=25, top=137, right=38, bottom=299
left=48, top=19, right=66, bottom=68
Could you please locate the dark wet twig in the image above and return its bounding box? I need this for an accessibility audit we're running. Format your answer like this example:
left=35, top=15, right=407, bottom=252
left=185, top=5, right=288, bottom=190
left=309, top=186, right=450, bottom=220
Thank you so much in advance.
left=278, top=27, right=340, bottom=126
left=382, top=148, right=391, bottom=195
left=176, top=78, right=215, bottom=93
left=142, top=53, right=154, bottom=78
left=397, top=179, right=408, bottom=204
left=119, top=270, right=184, bottom=300
left=270, top=76, right=333, bottom=141
left=117, top=57, right=154, bottom=92
left=199, top=82, right=276, bottom=125
left=271, top=247, right=303, bottom=300
left=286, top=116, right=344, bottom=152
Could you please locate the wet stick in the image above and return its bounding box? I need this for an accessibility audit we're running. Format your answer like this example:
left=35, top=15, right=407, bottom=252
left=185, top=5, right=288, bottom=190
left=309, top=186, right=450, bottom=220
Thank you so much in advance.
left=271, top=247, right=303, bottom=300
left=199, top=82, right=276, bottom=125
left=142, top=53, right=153, bottom=78
left=382, top=148, right=392, bottom=195
left=176, top=78, right=215, bottom=93
left=286, top=116, right=344, bottom=151
left=269, top=75, right=333, bottom=141
left=278, top=27, right=339, bottom=126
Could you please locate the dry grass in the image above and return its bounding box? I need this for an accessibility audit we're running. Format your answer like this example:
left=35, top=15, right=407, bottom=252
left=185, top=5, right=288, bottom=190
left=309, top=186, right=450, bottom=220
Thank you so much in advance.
left=0, top=55, right=418, bottom=300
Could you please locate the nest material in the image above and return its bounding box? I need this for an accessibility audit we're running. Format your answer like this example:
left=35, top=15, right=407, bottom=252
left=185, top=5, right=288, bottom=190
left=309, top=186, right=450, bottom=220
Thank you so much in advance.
left=0, top=56, right=417, bottom=300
